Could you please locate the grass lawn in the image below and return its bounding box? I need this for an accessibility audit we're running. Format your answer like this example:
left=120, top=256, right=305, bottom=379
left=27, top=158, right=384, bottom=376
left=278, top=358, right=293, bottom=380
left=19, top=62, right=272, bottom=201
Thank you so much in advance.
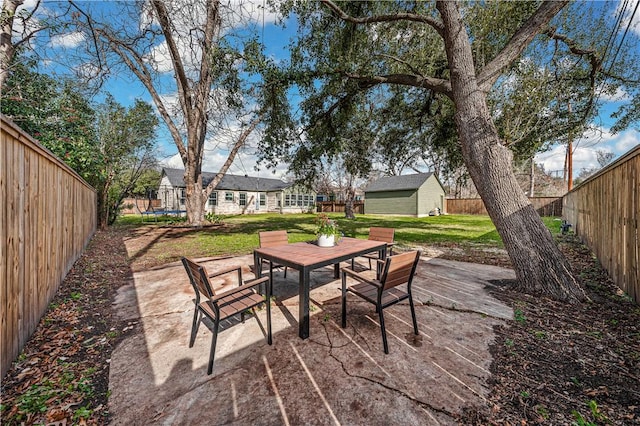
left=117, top=213, right=563, bottom=266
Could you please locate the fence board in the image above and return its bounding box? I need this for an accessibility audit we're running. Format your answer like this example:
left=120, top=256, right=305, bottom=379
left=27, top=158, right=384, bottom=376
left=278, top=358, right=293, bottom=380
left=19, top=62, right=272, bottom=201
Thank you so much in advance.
left=1, top=115, right=97, bottom=378
left=563, top=145, right=639, bottom=304
left=446, top=197, right=563, bottom=216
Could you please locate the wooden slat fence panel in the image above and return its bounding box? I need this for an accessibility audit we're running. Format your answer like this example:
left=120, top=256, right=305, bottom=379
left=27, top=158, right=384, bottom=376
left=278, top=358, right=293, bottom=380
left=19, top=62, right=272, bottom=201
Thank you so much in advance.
left=563, top=145, right=639, bottom=304
left=446, top=197, right=563, bottom=216
left=1, top=115, right=97, bottom=378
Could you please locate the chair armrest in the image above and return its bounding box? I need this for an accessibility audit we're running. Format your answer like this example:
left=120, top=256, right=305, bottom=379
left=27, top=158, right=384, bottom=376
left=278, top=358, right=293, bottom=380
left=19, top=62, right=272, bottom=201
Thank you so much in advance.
left=208, top=265, right=242, bottom=279
left=341, top=267, right=381, bottom=287
left=210, top=279, right=268, bottom=303
left=386, top=242, right=395, bottom=255
left=244, top=275, right=270, bottom=287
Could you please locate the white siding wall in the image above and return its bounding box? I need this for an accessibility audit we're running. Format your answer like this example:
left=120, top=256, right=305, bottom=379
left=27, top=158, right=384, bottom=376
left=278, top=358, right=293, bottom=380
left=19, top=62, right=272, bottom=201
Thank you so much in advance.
left=158, top=180, right=315, bottom=215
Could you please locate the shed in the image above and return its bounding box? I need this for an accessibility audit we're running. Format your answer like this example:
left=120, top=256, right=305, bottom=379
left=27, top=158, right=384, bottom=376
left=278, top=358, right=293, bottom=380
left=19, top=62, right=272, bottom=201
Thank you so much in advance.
left=364, top=172, right=446, bottom=217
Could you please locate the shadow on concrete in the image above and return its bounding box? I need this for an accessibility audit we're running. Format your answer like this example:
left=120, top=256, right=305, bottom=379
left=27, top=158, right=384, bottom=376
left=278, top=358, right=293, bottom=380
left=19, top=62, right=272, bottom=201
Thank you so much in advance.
left=108, top=249, right=516, bottom=425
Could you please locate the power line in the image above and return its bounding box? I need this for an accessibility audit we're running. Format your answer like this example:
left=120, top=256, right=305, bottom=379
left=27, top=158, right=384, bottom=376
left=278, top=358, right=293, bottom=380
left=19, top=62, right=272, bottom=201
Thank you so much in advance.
left=607, top=0, right=640, bottom=72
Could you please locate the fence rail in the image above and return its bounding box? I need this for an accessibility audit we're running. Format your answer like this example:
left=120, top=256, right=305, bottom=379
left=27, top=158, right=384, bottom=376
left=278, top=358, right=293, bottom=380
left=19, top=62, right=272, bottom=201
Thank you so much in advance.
left=446, top=197, right=563, bottom=216
left=563, top=145, right=639, bottom=304
left=1, top=115, right=97, bottom=378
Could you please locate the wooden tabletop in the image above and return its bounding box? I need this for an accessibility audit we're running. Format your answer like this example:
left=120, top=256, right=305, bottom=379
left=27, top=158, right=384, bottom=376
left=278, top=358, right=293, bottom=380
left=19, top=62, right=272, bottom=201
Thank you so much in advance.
left=254, top=237, right=386, bottom=268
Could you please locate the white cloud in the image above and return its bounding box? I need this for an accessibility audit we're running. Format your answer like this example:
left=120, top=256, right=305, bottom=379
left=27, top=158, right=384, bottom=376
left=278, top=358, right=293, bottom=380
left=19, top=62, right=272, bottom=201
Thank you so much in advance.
left=161, top=149, right=288, bottom=180
left=142, top=0, right=281, bottom=75
left=535, top=126, right=640, bottom=177
left=49, top=32, right=85, bottom=48
left=12, top=0, right=43, bottom=45
left=72, top=61, right=100, bottom=80
left=618, top=1, right=640, bottom=38
left=159, top=116, right=289, bottom=180
left=597, top=86, right=631, bottom=103
left=223, top=0, right=281, bottom=28
left=613, top=130, right=640, bottom=153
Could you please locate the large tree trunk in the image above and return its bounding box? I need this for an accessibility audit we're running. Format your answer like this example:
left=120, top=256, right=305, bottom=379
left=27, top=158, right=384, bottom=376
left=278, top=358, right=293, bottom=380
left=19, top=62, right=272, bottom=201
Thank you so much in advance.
left=438, top=1, right=586, bottom=303
left=184, top=170, right=206, bottom=227
left=344, top=187, right=356, bottom=219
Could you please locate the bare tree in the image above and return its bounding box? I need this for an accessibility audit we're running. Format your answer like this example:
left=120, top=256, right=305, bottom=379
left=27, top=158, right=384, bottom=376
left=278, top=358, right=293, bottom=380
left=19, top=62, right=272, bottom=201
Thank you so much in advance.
left=68, top=0, right=266, bottom=226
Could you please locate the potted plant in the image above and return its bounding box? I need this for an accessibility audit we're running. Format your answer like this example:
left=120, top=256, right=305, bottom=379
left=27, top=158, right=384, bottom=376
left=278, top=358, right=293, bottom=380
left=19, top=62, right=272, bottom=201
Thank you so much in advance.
left=315, top=213, right=339, bottom=247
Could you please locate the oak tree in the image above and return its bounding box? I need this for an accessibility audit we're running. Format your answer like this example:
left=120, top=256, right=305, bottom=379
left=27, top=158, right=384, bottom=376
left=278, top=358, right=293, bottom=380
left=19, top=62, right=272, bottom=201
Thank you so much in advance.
left=263, top=0, right=638, bottom=302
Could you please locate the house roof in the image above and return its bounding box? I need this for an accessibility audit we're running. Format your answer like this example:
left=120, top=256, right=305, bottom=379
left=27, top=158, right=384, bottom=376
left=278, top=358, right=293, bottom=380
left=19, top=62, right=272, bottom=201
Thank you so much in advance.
left=364, top=172, right=435, bottom=193
left=161, top=167, right=290, bottom=191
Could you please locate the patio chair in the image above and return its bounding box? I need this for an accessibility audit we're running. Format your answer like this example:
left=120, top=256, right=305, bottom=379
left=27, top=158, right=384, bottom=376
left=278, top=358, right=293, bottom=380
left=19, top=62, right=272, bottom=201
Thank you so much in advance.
left=182, top=257, right=272, bottom=375
left=259, top=230, right=289, bottom=278
left=352, top=227, right=395, bottom=270
left=341, top=250, right=421, bottom=354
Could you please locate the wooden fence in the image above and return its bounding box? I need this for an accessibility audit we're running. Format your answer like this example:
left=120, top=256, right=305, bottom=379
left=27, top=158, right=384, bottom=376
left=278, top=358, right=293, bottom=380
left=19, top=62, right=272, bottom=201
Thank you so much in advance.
left=563, top=145, right=639, bottom=304
left=446, top=197, right=563, bottom=217
left=120, top=197, right=161, bottom=215
left=1, top=116, right=97, bottom=378
left=317, top=201, right=365, bottom=214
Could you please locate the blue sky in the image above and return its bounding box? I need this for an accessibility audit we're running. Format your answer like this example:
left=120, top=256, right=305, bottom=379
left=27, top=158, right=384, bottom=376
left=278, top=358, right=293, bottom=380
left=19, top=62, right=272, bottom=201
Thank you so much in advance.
left=20, top=0, right=640, bottom=180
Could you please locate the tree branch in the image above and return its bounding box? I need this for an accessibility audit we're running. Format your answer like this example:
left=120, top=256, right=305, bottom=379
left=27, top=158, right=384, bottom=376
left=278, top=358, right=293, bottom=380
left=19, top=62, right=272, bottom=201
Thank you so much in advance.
left=543, top=26, right=604, bottom=124
left=151, top=0, right=192, bottom=120
left=204, top=115, right=261, bottom=196
left=477, top=0, right=569, bottom=92
left=377, top=53, right=426, bottom=78
left=320, top=0, right=444, bottom=37
left=68, top=1, right=104, bottom=78
left=103, top=33, right=188, bottom=162
left=343, top=71, right=451, bottom=95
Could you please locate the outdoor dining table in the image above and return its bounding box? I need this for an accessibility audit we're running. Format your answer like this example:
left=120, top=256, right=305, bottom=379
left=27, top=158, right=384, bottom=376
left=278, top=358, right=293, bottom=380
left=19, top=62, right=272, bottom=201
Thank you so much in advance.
left=253, top=237, right=388, bottom=339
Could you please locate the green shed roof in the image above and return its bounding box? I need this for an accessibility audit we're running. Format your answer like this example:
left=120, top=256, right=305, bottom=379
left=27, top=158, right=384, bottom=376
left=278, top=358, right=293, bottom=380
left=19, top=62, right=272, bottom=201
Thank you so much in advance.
left=364, top=172, right=434, bottom=193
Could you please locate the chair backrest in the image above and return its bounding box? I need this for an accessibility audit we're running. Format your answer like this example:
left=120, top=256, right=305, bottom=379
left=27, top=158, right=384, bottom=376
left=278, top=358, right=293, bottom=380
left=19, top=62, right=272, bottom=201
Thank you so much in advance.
left=182, top=257, right=215, bottom=298
left=259, top=230, right=289, bottom=248
left=368, top=227, right=394, bottom=244
left=380, top=251, right=421, bottom=291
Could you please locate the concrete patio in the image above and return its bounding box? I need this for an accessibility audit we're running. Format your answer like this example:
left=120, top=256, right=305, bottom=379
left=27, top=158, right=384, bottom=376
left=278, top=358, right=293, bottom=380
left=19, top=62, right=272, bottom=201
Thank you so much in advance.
left=108, top=253, right=515, bottom=425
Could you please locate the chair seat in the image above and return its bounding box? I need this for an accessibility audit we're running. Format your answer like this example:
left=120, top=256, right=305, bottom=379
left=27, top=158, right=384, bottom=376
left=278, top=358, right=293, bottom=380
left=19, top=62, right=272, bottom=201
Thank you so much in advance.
left=342, top=250, right=421, bottom=354
left=349, top=282, right=410, bottom=307
left=199, top=288, right=264, bottom=321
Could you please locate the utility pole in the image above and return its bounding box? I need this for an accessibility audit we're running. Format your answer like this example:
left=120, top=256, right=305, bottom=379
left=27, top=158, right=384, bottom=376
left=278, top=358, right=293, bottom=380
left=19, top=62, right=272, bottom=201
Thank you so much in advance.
left=567, top=100, right=573, bottom=191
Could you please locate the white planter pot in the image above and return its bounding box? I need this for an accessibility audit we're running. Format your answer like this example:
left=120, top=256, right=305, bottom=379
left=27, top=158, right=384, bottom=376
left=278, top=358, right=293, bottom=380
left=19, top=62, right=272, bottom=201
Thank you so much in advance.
left=317, top=234, right=335, bottom=247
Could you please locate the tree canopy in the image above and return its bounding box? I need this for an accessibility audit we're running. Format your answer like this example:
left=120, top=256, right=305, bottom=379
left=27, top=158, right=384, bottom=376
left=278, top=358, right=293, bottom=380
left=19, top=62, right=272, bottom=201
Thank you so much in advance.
left=258, top=1, right=639, bottom=184
left=1, top=56, right=158, bottom=228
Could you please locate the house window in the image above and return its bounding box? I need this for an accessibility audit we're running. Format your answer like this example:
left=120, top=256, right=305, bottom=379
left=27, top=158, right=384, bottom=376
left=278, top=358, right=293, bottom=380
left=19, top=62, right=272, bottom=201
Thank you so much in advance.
left=297, top=194, right=303, bottom=206
left=180, top=189, right=186, bottom=205
left=225, top=192, right=234, bottom=202
left=303, top=195, right=310, bottom=206
left=208, top=191, right=217, bottom=207
left=259, top=193, right=266, bottom=206
left=285, top=194, right=291, bottom=207
left=239, top=192, right=247, bottom=206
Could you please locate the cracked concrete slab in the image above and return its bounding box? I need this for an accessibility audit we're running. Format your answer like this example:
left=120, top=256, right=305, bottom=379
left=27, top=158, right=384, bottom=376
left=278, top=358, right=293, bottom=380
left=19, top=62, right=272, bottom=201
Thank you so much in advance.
left=109, top=254, right=515, bottom=425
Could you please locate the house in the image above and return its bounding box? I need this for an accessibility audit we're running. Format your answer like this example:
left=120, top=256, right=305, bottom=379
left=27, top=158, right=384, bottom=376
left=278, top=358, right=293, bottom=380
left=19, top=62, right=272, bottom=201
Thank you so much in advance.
left=158, top=167, right=315, bottom=215
left=364, top=172, right=446, bottom=217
